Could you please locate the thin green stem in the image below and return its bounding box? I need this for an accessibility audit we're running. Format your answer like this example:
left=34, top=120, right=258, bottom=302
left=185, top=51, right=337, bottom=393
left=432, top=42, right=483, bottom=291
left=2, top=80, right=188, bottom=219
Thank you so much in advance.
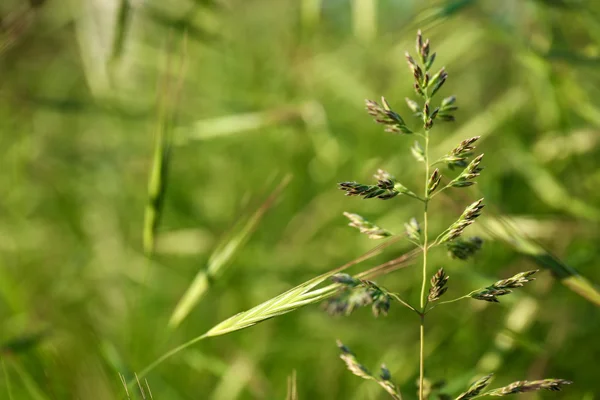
left=418, top=128, right=430, bottom=400
left=429, top=184, right=449, bottom=199
left=388, top=293, right=419, bottom=315
left=404, top=192, right=427, bottom=203
left=127, top=334, right=207, bottom=390
left=419, top=314, right=425, bottom=400
left=426, top=295, right=470, bottom=313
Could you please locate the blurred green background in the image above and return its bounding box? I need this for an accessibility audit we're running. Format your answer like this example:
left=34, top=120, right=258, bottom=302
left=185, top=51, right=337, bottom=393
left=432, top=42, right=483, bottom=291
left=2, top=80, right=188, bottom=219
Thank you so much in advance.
left=1, top=0, right=600, bottom=398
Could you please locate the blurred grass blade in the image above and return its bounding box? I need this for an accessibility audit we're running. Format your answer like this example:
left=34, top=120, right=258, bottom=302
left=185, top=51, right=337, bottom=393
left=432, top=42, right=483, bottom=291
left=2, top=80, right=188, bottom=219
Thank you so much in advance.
left=2, top=358, right=13, bottom=400
left=0, top=331, right=48, bottom=355
left=133, top=238, right=405, bottom=384
left=143, top=32, right=188, bottom=256
left=73, top=0, right=120, bottom=98
left=7, top=361, right=49, bottom=400
left=175, top=106, right=307, bottom=144
left=286, top=370, right=298, bottom=400
left=506, top=141, right=600, bottom=221
left=352, top=0, right=376, bottom=43
left=301, top=0, right=321, bottom=31
left=485, top=217, right=600, bottom=306
left=209, top=355, right=255, bottom=400
left=110, top=0, right=133, bottom=63
left=168, top=175, right=292, bottom=329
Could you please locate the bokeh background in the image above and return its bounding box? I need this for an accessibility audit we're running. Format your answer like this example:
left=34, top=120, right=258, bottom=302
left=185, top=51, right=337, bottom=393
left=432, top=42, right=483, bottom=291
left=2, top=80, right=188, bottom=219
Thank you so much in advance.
left=1, top=0, right=600, bottom=398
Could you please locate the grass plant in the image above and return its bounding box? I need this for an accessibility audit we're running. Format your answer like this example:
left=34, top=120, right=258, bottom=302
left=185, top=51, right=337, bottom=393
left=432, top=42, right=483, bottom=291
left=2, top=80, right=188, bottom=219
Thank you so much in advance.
left=331, top=31, right=572, bottom=400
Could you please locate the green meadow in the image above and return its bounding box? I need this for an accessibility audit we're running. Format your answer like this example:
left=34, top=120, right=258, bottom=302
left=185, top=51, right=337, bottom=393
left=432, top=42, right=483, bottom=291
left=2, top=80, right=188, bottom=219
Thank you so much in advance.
left=1, top=0, right=599, bottom=398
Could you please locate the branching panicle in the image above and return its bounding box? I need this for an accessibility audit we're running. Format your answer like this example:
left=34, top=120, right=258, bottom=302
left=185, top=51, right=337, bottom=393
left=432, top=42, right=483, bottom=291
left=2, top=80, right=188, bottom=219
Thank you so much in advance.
left=334, top=29, right=569, bottom=400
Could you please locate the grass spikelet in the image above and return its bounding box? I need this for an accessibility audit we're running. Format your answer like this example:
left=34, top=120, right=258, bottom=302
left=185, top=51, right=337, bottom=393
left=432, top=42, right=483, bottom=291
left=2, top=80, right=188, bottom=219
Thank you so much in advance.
left=446, top=236, right=483, bottom=260
left=365, top=97, right=413, bottom=134
left=204, top=272, right=339, bottom=337
left=469, top=270, right=538, bottom=303
left=343, top=212, right=392, bottom=239
left=441, top=136, right=479, bottom=169
left=405, top=218, right=421, bottom=242
left=427, top=168, right=442, bottom=195
left=339, top=169, right=418, bottom=201
left=485, top=379, right=572, bottom=395
left=448, top=154, right=484, bottom=188
left=428, top=268, right=448, bottom=302
left=437, top=199, right=485, bottom=244
left=455, top=374, right=493, bottom=400
left=337, top=341, right=403, bottom=400
left=323, top=275, right=392, bottom=317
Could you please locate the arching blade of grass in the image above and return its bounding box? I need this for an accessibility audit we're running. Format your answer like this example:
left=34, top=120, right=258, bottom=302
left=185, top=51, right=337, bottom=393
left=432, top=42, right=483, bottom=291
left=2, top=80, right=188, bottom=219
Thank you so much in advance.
left=168, top=175, right=292, bottom=329
left=130, top=238, right=414, bottom=385
left=7, top=360, right=49, bottom=400
left=442, top=189, right=600, bottom=306
left=484, top=216, right=600, bottom=306
left=505, top=140, right=600, bottom=221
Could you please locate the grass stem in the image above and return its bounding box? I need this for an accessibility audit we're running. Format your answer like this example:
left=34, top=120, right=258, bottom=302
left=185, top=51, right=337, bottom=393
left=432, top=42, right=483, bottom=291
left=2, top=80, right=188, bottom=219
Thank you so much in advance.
left=418, top=128, right=430, bottom=400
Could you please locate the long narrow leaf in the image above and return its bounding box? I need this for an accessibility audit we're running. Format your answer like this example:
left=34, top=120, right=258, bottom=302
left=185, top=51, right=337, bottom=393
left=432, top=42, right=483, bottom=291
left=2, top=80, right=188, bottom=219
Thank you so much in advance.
left=168, top=175, right=292, bottom=328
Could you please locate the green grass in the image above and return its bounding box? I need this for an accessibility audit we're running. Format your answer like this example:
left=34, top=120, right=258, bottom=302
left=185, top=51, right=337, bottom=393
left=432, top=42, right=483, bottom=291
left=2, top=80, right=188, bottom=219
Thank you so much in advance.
left=1, top=0, right=600, bottom=398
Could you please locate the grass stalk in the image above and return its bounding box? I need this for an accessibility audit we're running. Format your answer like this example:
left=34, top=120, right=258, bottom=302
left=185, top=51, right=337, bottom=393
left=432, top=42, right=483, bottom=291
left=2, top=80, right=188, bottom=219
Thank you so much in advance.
left=418, top=92, right=432, bottom=400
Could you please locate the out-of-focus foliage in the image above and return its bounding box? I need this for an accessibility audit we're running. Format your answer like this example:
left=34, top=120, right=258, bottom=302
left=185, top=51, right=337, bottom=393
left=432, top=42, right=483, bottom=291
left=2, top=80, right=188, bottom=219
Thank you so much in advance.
left=1, top=0, right=599, bottom=398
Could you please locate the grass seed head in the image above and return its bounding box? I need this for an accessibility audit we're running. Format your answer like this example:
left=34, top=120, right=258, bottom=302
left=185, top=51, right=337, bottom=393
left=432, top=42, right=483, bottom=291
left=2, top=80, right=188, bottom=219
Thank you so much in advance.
left=486, top=379, right=572, bottom=395
left=455, top=374, right=494, bottom=400
left=343, top=212, right=392, bottom=240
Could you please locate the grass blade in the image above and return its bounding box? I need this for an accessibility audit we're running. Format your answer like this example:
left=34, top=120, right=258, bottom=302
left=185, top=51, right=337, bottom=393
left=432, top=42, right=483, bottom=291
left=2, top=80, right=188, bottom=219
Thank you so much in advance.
left=484, top=216, right=600, bottom=306
left=168, top=175, right=292, bottom=329
left=110, top=0, right=133, bottom=63
left=143, top=31, right=188, bottom=256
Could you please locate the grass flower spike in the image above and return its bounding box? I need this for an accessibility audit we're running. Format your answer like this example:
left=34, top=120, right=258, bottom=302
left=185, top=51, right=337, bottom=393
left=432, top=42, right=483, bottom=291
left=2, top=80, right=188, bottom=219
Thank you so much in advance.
left=332, top=30, right=570, bottom=400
